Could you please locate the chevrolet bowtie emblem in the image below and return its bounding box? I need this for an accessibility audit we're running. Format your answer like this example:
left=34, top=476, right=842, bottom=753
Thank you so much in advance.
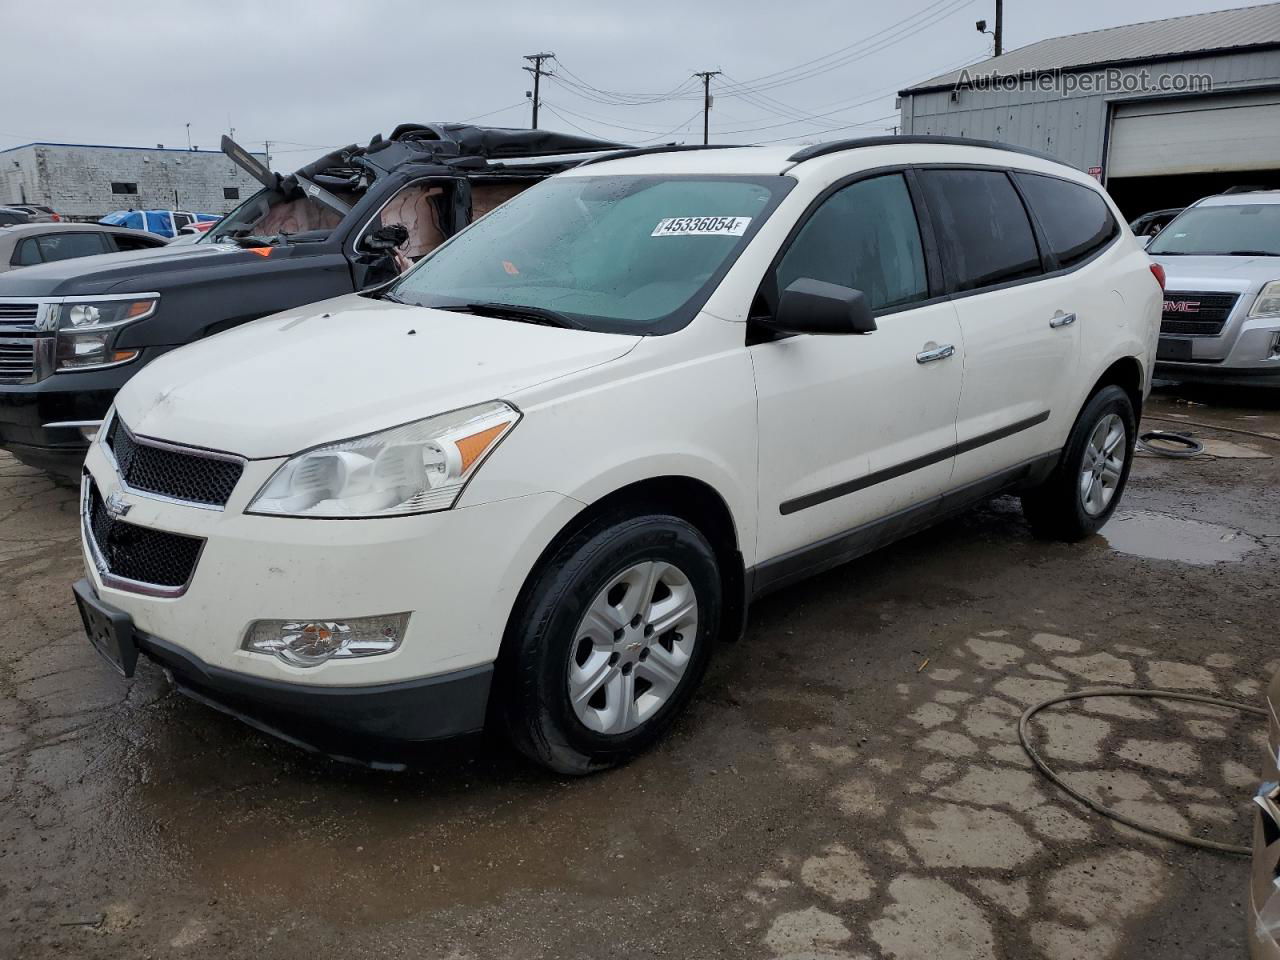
left=105, top=491, right=132, bottom=520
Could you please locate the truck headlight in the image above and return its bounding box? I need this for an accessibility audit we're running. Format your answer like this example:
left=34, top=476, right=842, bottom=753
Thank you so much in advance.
left=247, top=401, right=520, bottom=518
left=52, top=296, right=156, bottom=371
left=243, top=613, right=410, bottom=667
left=1251, top=281, right=1280, bottom=319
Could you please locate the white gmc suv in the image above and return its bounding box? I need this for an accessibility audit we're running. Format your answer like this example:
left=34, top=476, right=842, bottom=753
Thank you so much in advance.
left=72, top=137, right=1162, bottom=773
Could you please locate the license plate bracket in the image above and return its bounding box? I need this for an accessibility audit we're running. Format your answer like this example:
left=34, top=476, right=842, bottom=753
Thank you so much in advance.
left=72, top=578, right=138, bottom=677
left=1157, top=337, right=1194, bottom=362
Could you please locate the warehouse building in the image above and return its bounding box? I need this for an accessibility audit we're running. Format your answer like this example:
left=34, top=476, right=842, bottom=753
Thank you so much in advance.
left=0, top=142, right=268, bottom=221
left=897, top=3, right=1280, bottom=218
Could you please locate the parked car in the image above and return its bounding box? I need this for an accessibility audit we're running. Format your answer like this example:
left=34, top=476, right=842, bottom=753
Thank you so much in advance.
left=1147, top=190, right=1280, bottom=386
left=70, top=136, right=1161, bottom=773
left=0, top=207, right=30, bottom=227
left=8, top=204, right=61, bottom=223
left=0, top=123, right=625, bottom=477
left=97, top=210, right=217, bottom=240
left=1, top=222, right=168, bottom=274
left=1252, top=668, right=1280, bottom=959
left=1129, top=206, right=1182, bottom=240
left=167, top=221, right=218, bottom=245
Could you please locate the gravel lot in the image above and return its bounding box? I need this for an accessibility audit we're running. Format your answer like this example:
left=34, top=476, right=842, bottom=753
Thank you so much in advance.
left=1, top=386, right=1278, bottom=959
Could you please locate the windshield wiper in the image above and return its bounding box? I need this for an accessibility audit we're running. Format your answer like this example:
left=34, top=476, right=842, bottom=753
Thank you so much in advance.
left=1226, top=250, right=1277, bottom=257
left=440, top=302, right=584, bottom=329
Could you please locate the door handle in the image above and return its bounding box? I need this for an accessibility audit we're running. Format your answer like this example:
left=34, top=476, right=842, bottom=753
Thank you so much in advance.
left=1049, top=312, right=1077, bottom=329
left=915, top=343, right=955, bottom=364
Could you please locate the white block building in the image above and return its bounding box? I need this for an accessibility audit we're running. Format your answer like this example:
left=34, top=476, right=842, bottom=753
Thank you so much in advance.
left=0, top=142, right=269, bottom=220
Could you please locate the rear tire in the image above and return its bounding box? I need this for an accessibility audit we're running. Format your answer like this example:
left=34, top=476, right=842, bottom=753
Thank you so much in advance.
left=1021, top=384, right=1136, bottom=541
left=501, top=511, right=720, bottom=775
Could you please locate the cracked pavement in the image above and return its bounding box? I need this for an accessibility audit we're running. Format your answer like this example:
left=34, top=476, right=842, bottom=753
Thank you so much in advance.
left=1, top=386, right=1278, bottom=959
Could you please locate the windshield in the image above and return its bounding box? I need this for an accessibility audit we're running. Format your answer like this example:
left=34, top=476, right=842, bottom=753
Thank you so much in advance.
left=387, top=175, right=790, bottom=333
left=202, top=186, right=352, bottom=244
left=1148, top=202, right=1280, bottom=256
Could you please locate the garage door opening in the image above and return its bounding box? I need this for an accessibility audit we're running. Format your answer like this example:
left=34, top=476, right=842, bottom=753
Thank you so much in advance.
left=1106, top=170, right=1280, bottom=223
left=1105, top=87, right=1280, bottom=221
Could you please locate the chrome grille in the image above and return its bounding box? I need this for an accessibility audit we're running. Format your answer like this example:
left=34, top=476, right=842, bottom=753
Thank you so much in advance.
left=0, top=339, right=36, bottom=382
left=106, top=417, right=244, bottom=508
left=0, top=302, right=40, bottom=323
left=84, top=478, right=204, bottom=593
left=0, top=300, right=51, bottom=383
left=1160, top=292, right=1240, bottom=337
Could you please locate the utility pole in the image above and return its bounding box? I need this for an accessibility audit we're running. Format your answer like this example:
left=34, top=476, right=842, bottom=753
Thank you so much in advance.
left=186, top=122, right=192, bottom=151
left=523, top=52, right=554, bottom=129
left=694, top=70, right=721, bottom=145
left=264, top=140, right=272, bottom=169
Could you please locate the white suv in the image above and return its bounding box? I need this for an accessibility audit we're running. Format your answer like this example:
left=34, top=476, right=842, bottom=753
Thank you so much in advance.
left=73, top=137, right=1161, bottom=773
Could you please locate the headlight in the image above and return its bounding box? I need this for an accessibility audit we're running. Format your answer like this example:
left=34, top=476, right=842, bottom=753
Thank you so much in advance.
left=52, top=297, right=157, bottom=371
left=1251, top=281, right=1280, bottom=319
left=247, top=400, right=520, bottom=518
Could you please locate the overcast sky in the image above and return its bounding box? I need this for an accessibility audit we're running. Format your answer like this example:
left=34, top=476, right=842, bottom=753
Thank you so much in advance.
left=0, top=0, right=1268, bottom=164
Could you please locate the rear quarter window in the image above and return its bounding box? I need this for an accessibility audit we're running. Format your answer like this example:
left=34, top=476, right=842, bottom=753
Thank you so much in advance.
left=1014, top=172, right=1119, bottom=267
left=917, top=168, right=1042, bottom=292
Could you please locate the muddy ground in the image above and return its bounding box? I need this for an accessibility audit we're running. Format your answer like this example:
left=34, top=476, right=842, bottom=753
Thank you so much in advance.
left=1, top=385, right=1278, bottom=959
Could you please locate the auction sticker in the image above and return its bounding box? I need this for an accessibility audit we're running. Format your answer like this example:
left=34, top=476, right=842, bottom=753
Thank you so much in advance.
left=652, top=216, right=751, bottom=237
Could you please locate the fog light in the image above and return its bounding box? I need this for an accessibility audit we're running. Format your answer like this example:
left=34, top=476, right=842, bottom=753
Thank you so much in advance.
left=243, top=613, right=409, bottom=667
left=1269, top=332, right=1280, bottom=360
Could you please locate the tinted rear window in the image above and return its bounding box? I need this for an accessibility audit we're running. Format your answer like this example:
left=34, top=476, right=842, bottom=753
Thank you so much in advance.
left=1015, top=173, right=1118, bottom=267
left=918, top=169, right=1042, bottom=292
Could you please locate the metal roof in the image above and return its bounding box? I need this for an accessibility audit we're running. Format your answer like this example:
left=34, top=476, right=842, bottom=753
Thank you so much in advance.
left=902, top=2, right=1280, bottom=94
left=0, top=141, right=263, bottom=157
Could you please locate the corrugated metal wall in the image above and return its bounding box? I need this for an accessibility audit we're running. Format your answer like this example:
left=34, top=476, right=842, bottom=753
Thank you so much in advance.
left=900, top=48, right=1280, bottom=174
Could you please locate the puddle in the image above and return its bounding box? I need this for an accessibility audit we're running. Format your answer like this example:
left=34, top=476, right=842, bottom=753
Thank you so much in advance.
left=1100, top=511, right=1260, bottom=565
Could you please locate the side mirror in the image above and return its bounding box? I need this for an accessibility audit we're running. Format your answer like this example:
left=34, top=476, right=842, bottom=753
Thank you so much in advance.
left=360, top=223, right=409, bottom=254
left=766, top=278, right=877, bottom=335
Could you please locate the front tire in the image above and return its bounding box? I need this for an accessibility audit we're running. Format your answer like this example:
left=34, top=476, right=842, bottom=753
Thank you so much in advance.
left=501, top=512, right=721, bottom=775
left=1021, top=384, right=1137, bottom=541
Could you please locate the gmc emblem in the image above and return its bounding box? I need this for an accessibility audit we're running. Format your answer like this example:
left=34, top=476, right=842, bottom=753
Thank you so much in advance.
left=1164, top=300, right=1201, bottom=314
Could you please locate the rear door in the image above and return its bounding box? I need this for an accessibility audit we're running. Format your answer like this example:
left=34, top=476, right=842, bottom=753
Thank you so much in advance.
left=751, top=171, right=964, bottom=566
left=916, top=168, right=1073, bottom=488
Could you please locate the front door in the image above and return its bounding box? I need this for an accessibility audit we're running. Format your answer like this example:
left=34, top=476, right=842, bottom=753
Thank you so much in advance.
left=751, top=172, right=964, bottom=566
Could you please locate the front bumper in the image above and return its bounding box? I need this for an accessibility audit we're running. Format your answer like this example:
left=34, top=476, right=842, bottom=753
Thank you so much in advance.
left=139, top=617, right=494, bottom=752
left=0, top=357, right=157, bottom=476
left=1157, top=316, right=1280, bottom=387
left=80, top=437, right=583, bottom=689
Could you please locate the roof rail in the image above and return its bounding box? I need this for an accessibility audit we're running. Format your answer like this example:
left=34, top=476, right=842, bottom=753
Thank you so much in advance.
left=576, top=143, right=747, bottom=167
left=787, top=135, right=1065, bottom=166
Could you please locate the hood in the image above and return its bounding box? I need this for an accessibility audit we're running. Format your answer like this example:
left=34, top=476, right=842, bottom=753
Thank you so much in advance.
left=1153, top=253, right=1280, bottom=294
left=114, top=295, right=639, bottom=458
left=0, top=241, right=296, bottom=297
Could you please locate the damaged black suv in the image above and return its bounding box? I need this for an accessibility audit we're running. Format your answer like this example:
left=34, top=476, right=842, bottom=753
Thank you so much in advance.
left=0, top=124, right=625, bottom=478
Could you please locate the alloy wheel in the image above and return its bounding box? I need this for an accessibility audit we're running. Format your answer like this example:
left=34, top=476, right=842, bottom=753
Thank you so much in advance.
left=567, top=560, right=699, bottom=735
left=1079, top=412, right=1126, bottom=517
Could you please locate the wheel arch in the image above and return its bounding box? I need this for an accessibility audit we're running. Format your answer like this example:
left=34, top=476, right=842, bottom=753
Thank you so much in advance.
left=1086, top=354, right=1145, bottom=418
left=492, top=474, right=749, bottom=709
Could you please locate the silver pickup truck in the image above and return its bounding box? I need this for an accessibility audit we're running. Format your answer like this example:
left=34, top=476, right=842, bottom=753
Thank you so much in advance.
left=1148, top=190, right=1280, bottom=387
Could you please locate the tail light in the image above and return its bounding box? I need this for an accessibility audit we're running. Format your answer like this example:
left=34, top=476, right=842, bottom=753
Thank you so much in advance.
left=1149, top=263, right=1166, bottom=290
left=51, top=213, right=61, bottom=222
